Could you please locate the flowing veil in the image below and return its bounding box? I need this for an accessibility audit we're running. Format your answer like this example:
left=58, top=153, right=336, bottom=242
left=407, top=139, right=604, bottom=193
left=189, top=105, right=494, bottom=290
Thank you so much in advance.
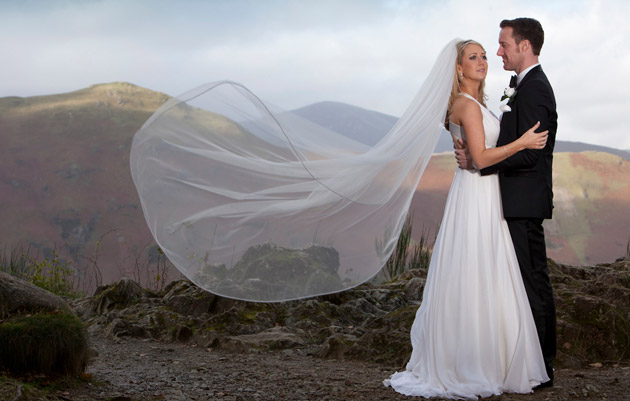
left=130, top=39, right=459, bottom=302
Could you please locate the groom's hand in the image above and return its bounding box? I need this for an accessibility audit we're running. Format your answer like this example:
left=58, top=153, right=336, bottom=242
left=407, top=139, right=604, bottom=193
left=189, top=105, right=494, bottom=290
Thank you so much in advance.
left=454, top=138, right=474, bottom=170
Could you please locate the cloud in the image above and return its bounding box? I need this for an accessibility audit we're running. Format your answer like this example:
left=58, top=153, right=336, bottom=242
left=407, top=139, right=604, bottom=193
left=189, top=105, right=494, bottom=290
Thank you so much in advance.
left=1, top=0, right=628, bottom=148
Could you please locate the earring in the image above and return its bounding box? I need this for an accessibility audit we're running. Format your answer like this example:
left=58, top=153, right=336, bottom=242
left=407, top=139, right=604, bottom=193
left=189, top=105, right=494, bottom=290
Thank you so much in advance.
left=459, top=73, right=463, bottom=78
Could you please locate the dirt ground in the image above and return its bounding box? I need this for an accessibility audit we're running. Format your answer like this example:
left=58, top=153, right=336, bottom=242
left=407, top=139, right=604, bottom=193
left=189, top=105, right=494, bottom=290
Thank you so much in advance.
left=3, top=332, right=627, bottom=401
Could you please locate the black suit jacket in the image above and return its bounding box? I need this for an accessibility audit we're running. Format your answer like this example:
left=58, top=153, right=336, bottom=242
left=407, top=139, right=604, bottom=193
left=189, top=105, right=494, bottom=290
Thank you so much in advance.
left=481, top=65, right=557, bottom=219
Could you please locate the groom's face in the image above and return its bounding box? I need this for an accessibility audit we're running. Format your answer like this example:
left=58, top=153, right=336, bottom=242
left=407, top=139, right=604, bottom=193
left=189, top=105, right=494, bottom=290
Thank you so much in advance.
left=497, top=27, right=523, bottom=73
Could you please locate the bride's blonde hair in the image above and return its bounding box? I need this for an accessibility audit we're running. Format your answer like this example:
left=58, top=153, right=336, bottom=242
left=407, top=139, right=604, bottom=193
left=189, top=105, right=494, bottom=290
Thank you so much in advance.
left=445, top=39, right=487, bottom=130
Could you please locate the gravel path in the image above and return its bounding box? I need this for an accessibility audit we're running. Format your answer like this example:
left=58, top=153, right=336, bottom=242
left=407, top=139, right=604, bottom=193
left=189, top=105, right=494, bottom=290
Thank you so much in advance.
left=60, top=333, right=630, bottom=401
left=73, top=333, right=408, bottom=401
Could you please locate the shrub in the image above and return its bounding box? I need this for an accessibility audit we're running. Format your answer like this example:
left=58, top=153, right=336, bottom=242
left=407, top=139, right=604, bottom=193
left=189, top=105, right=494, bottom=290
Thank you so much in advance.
left=0, top=312, right=88, bottom=376
left=28, top=249, right=79, bottom=298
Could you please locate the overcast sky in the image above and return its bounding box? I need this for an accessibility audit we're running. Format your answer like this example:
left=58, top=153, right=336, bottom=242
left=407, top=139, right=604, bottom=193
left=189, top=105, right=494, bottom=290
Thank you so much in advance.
left=2, top=0, right=628, bottom=149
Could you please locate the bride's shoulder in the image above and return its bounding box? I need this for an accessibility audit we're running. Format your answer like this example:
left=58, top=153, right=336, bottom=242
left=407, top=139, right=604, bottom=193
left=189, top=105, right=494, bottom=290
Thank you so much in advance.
left=451, top=94, right=480, bottom=114
left=450, top=95, right=483, bottom=126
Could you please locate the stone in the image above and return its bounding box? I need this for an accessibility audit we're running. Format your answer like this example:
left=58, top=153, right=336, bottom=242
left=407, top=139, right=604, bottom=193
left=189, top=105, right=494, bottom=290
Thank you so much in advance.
left=163, top=280, right=217, bottom=316
left=90, top=277, right=147, bottom=315
left=220, top=326, right=305, bottom=352
left=404, top=277, right=426, bottom=301
left=0, top=271, right=71, bottom=318
left=317, top=333, right=358, bottom=360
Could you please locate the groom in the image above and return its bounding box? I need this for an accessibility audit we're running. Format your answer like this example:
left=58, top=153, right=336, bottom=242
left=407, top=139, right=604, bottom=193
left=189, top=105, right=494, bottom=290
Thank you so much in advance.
left=457, top=17, right=557, bottom=387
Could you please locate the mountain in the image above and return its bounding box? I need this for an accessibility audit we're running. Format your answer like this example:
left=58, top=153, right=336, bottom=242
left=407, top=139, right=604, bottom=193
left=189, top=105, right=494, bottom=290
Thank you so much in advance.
left=294, top=102, right=630, bottom=159
left=292, top=101, right=455, bottom=152
left=292, top=101, right=397, bottom=146
left=0, top=82, right=169, bottom=287
left=1, top=83, right=628, bottom=291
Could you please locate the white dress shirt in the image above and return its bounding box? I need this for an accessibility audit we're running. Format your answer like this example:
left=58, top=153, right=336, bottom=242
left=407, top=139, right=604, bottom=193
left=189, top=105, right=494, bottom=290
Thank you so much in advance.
left=517, top=63, right=540, bottom=85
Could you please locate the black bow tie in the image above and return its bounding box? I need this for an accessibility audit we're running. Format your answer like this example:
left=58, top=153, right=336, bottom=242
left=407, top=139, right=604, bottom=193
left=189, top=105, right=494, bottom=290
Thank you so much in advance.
left=509, top=75, right=518, bottom=88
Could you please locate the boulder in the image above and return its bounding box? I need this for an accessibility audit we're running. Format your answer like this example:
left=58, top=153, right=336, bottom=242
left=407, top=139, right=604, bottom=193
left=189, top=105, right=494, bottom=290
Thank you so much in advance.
left=551, top=258, right=630, bottom=365
left=0, top=271, right=71, bottom=318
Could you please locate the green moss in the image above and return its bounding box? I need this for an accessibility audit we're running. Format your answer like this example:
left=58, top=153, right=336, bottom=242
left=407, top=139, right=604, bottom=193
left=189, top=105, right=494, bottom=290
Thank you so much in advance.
left=0, top=312, right=88, bottom=376
left=240, top=308, right=259, bottom=322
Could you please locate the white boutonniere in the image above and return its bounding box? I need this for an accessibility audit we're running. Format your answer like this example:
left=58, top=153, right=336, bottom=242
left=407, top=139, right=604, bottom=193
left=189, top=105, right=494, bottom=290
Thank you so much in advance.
left=499, top=87, right=516, bottom=113
left=501, top=87, right=517, bottom=102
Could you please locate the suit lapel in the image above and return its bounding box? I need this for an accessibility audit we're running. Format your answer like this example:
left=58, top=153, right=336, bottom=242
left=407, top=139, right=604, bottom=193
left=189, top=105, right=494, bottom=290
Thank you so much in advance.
left=508, top=65, right=542, bottom=107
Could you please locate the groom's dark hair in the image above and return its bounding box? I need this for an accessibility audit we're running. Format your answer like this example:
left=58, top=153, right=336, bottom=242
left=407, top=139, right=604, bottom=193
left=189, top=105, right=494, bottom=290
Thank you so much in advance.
left=500, top=18, right=544, bottom=56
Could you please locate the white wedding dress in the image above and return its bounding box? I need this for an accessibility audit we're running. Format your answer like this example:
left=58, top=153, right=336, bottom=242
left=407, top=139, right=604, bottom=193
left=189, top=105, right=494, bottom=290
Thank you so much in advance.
left=385, top=94, right=548, bottom=399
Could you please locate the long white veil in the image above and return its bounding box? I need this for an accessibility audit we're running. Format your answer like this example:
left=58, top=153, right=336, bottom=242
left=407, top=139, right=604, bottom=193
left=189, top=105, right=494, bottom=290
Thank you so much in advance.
left=130, top=39, right=459, bottom=302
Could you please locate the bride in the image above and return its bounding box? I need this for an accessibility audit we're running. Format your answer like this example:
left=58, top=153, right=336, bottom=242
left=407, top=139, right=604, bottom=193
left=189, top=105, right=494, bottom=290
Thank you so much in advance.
left=384, top=40, right=549, bottom=399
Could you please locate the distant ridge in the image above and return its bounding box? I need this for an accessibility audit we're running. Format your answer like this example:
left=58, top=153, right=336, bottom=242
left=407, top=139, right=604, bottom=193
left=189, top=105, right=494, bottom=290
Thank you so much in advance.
left=292, top=101, right=396, bottom=146
left=293, top=102, right=630, bottom=159
left=554, top=141, right=630, bottom=160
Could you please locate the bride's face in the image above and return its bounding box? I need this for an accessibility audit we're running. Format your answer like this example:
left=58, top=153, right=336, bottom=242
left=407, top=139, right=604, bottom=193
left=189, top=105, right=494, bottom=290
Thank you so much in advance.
left=459, top=44, right=488, bottom=82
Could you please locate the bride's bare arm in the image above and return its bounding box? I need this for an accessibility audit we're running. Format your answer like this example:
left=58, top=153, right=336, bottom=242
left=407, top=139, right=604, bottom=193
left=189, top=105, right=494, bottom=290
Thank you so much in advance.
left=458, top=99, right=548, bottom=170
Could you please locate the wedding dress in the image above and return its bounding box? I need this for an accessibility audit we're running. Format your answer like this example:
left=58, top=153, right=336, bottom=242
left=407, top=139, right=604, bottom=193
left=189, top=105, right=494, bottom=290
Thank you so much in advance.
left=384, top=94, right=548, bottom=399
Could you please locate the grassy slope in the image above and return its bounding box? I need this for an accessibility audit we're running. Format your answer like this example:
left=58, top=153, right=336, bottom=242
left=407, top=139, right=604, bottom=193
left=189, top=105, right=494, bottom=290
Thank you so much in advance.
left=548, top=152, right=630, bottom=264
left=411, top=153, right=630, bottom=265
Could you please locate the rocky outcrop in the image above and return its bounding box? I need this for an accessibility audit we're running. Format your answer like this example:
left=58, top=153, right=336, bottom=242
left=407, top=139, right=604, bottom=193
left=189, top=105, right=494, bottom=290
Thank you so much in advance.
left=552, top=257, right=630, bottom=367
left=0, top=271, right=71, bottom=318
left=194, top=242, right=345, bottom=301
left=72, top=258, right=630, bottom=368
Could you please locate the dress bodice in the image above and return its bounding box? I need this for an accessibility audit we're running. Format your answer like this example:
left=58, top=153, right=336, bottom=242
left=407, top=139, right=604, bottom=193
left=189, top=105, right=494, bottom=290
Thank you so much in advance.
left=449, top=93, right=500, bottom=150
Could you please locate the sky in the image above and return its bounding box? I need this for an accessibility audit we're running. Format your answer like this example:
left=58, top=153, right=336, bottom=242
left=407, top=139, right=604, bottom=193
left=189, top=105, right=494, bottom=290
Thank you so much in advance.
left=2, top=0, right=629, bottom=149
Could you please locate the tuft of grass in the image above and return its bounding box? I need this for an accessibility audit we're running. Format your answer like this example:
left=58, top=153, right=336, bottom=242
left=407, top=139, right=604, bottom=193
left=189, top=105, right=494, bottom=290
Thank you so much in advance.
left=0, top=312, right=88, bottom=377
left=383, top=213, right=434, bottom=281
left=0, top=243, right=32, bottom=279
left=0, top=243, right=82, bottom=298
